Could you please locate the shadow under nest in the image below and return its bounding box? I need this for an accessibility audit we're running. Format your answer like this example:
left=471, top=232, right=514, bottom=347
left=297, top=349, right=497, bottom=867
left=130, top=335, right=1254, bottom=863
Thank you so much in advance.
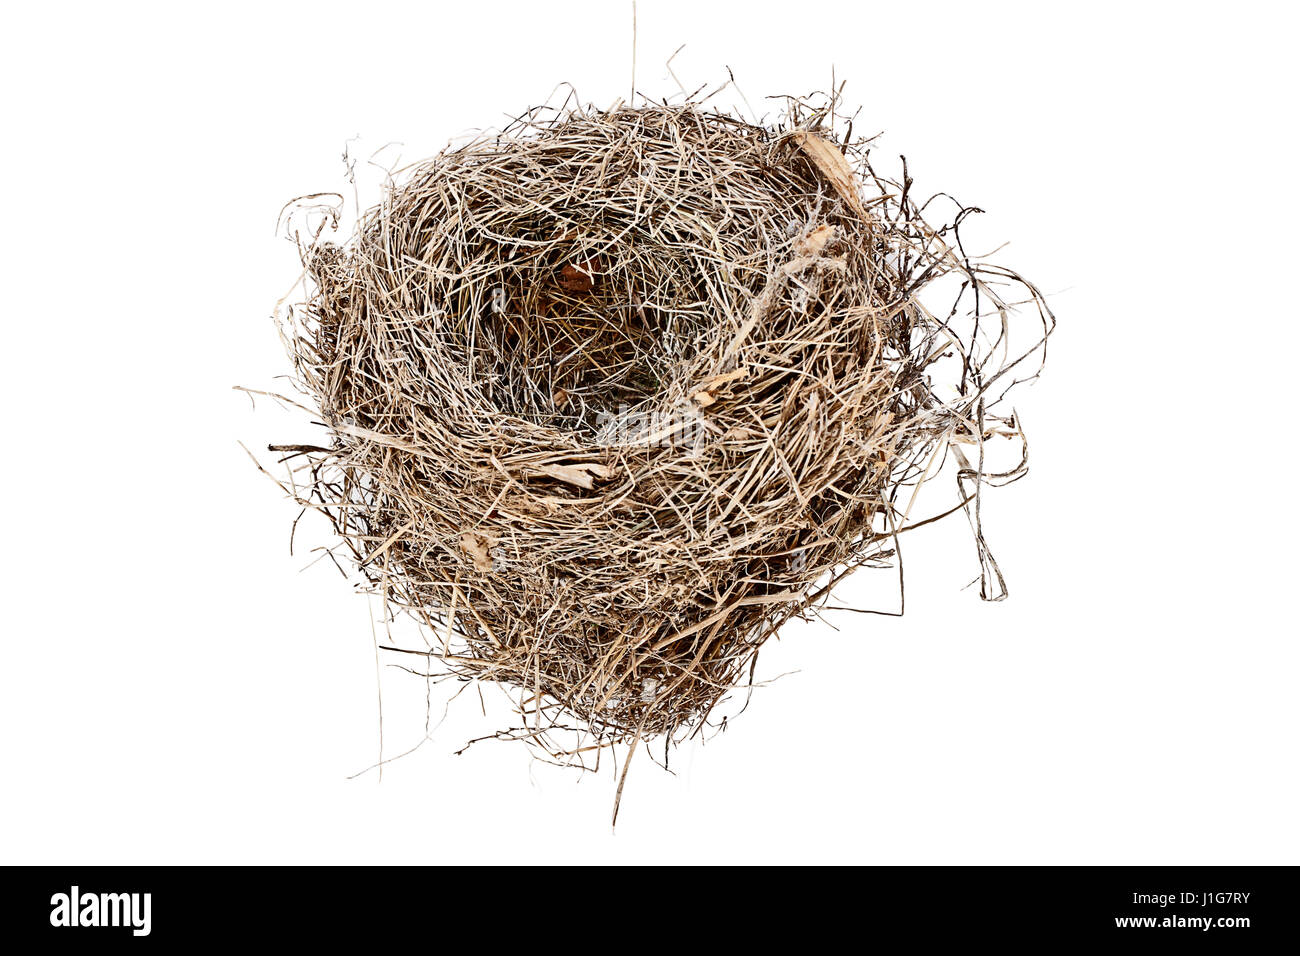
left=269, top=98, right=1053, bottom=769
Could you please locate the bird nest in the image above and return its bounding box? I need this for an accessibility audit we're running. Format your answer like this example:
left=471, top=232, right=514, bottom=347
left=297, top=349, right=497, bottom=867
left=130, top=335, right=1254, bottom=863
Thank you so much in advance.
left=257, top=95, right=1052, bottom=771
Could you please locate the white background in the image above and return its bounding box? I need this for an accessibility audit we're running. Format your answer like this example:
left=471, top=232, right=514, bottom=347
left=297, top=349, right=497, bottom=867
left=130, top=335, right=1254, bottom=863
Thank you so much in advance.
left=2, top=1, right=1296, bottom=865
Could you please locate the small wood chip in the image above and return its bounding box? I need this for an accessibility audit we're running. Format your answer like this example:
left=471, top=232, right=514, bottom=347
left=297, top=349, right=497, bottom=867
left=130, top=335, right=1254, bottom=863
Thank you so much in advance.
left=529, top=461, right=617, bottom=490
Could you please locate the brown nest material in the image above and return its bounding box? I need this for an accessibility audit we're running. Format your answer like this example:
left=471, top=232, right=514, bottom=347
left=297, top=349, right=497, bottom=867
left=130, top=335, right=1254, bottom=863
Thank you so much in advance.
left=258, top=95, right=1053, bottom=772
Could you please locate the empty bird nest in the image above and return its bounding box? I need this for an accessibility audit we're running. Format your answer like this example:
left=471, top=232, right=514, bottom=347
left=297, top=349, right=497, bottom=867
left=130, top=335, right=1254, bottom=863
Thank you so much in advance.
left=254, top=91, right=1053, bottom=773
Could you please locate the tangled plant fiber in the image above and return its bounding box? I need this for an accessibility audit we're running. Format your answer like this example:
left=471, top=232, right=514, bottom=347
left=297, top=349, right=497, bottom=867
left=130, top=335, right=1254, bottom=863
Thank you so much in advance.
left=257, top=92, right=1053, bottom=784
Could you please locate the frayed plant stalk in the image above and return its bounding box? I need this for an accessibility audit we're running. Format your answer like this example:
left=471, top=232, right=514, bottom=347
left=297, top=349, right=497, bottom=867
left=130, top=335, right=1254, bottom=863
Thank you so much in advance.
left=254, top=91, right=1054, bottom=784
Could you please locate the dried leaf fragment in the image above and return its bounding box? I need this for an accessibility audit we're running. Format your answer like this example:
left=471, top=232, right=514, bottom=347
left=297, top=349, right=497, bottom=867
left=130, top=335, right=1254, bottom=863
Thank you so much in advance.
left=691, top=368, right=749, bottom=407
left=559, top=260, right=599, bottom=293
left=460, top=532, right=495, bottom=572
left=795, top=224, right=835, bottom=256
left=791, top=131, right=866, bottom=218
